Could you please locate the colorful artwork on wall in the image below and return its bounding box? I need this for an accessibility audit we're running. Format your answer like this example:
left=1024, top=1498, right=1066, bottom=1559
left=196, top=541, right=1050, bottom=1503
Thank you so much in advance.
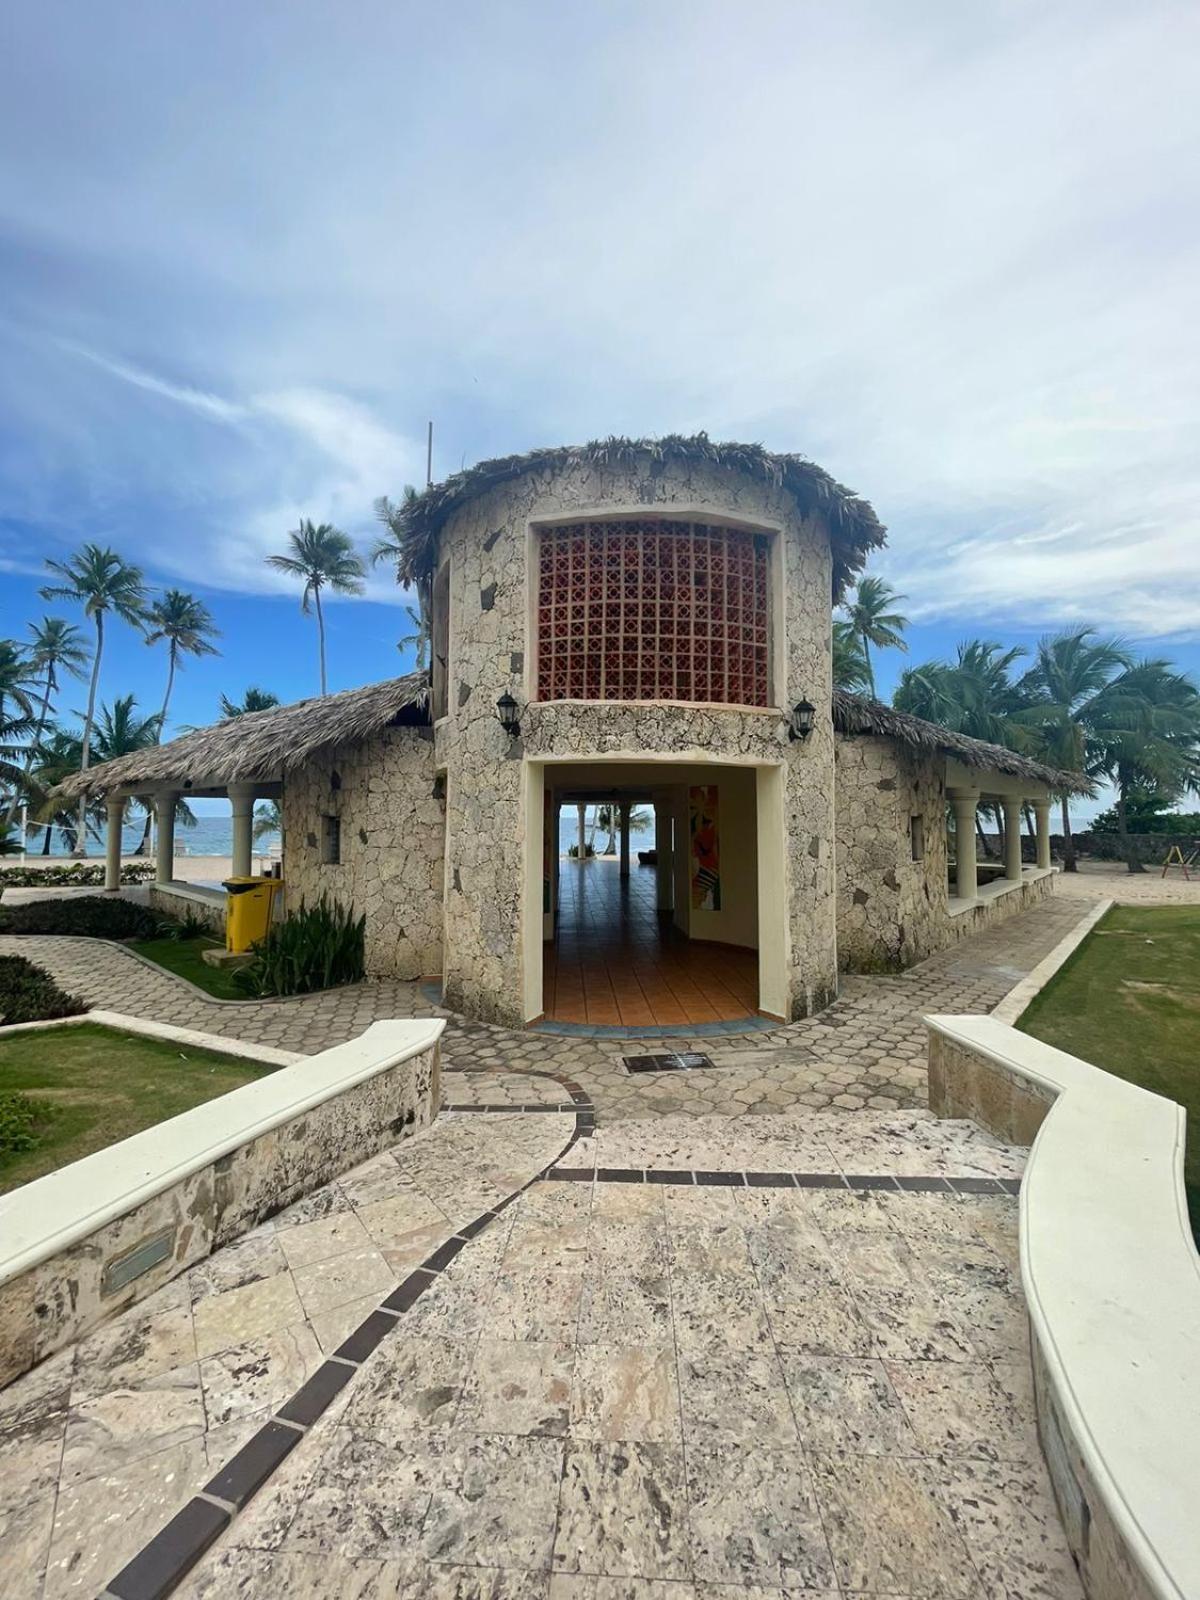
left=689, top=785, right=721, bottom=910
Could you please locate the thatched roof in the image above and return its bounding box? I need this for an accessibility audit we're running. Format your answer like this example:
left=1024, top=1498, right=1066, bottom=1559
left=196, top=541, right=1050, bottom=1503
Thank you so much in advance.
left=395, top=434, right=887, bottom=597
left=55, top=673, right=430, bottom=799
left=833, top=690, right=1090, bottom=793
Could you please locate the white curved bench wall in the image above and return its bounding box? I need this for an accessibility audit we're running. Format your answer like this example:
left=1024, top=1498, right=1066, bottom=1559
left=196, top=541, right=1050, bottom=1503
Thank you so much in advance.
left=928, top=1013, right=1200, bottom=1600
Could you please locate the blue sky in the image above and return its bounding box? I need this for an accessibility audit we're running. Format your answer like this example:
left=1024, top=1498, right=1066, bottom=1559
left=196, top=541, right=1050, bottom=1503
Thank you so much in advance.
left=2, top=0, right=1199, bottom=824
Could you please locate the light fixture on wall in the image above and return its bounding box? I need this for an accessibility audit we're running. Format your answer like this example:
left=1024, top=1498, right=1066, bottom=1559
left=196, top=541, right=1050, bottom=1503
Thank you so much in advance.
left=496, top=691, right=522, bottom=739
left=787, top=699, right=816, bottom=741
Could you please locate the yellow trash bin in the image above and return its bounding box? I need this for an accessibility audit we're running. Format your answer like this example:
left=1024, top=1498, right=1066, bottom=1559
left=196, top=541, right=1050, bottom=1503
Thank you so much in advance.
left=223, top=877, right=283, bottom=953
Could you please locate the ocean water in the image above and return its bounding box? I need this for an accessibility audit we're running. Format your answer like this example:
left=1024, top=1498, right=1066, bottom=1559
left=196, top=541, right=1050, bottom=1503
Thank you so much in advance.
left=22, top=814, right=281, bottom=859
left=23, top=805, right=645, bottom=858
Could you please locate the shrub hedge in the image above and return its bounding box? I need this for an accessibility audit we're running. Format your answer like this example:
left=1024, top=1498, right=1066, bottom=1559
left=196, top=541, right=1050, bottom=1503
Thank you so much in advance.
left=0, top=862, right=156, bottom=889
left=0, top=953, right=88, bottom=1025
left=0, top=896, right=162, bottom=940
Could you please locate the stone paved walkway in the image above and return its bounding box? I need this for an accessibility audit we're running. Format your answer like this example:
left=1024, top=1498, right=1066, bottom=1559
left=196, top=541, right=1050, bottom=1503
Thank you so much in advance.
left=3, top=894, right=1091, bottom=1121
left=0, top=1086, right=1083, bottom=1600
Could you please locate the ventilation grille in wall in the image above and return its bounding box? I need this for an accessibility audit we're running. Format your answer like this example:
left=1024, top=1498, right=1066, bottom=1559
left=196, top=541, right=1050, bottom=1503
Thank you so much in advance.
left=536, top=519, right=769, bottom=707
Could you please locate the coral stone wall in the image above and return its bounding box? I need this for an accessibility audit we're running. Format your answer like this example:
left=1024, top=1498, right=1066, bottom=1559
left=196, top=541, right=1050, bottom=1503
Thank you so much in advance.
left=834, top=735, right=949, bottom=970
left=432, top=457, right=837, bottom=1026
left=281, top=726, right=443, bottom=980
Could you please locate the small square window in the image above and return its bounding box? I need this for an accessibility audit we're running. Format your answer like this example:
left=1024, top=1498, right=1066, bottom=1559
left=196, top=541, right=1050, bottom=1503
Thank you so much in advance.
left=322, top=814, right=342, bottom=866
left=910, top=815, right=925, bottom=862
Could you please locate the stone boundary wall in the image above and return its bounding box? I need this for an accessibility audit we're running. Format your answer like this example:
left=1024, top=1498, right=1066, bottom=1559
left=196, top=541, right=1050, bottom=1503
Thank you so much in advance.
left=834, top=735, right=948, bottom=970
left=149, top=882, right=226, bottom=934
left=0, top=1019, right=443, bottom=1387
left=942, top=867, right=1056, bottom=948
left=927, top=1015, right=1198, bottom=1600
left=281, top=726, right=444, bottom=981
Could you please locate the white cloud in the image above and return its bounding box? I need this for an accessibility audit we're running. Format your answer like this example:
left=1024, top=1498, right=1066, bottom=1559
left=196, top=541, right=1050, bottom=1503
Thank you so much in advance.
left=1, top=0, right=1198, bottom=639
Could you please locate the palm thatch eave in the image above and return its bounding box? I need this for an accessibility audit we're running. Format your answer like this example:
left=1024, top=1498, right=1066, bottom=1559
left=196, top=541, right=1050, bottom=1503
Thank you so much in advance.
left=394, top=433, right=887, bottom=598
left=52, top=672, right=430, bottom=801
left=833, top=690, right=1091, bottom=794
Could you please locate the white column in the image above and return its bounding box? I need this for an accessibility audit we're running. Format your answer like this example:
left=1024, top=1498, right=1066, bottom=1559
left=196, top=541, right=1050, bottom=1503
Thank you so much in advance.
left=654, top=799, right=673, bottom=912
left=228, top=784, right=256, bottom=879
left=949, top=788, right=980, bottom=902
left=154, top=792, right=178, bottom=885
left=1002, top=797, right=1023, bottom=882
left=619, top=802, right=631, bottom=880
left=1034, top=799, right=1052, bottom=871
left=576, top=802, right=587, bottom=859
left=104, top=796, right=125, bottom=892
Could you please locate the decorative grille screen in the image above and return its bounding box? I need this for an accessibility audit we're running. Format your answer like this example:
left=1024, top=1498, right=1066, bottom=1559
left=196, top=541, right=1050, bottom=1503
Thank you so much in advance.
left=535, top=519, right=770, bottom=706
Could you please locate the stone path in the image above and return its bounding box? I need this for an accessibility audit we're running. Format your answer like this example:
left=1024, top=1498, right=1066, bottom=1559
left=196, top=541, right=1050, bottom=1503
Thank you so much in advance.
left=0, top=1080, right=1083, bottom=1600
left=3, top=894, right=1091, bottom=1120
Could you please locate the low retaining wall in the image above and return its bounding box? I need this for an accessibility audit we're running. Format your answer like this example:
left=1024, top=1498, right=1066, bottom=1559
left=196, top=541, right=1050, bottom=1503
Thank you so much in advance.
left=148, top=881, right=227, bottom=934
left=927, top=1015, right=1199, bottom=1600
left=0, top=1017, right=443, bottom=1387
left=944, top=865, right=1055, bottom=946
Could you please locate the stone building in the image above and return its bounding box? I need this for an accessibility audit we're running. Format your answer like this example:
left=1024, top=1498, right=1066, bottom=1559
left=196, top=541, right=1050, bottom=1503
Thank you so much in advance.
left=62, top=436, right=1084, bottom=1029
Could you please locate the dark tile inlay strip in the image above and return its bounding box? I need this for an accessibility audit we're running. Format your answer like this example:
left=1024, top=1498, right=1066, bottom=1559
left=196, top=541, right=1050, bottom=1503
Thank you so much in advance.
left=204, top=1419, right=303, bottom=1508
left=106, top=1497, right=229, bottom=1600
left=101, top=1063, right=595, bottom=1600
left=546, top=1167, right=1019, bottom=1194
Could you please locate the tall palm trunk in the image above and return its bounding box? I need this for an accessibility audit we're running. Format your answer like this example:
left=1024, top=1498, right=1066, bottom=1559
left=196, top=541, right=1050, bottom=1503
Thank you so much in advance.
left=862, top=633, right=875, bottom=698
left=1116, top=768, right=1146, bottom=874
left=2, top=665, right=55, bottom=830
left=314, top=584, right=327, bottom=695
left=75, top=612, right=104, bottom=856
left=135, top=646, right=177, bottom=853
left=1060, top=795, right=1076, bottom=872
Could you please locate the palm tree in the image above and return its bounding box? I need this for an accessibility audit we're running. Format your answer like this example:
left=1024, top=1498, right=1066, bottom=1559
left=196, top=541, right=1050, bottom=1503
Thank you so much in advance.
left=220, top=686, right=281, bottom=718
left=2, top=619, right=89, bottom=832
left=372, top=491, right=430, bottom=670
left=25, top=725, right=93, bottom=853
left=831, top=621, right=872, bottom=695
left=41, top=544, right=148, bottom=853
left=1016, top=627, right=1134, bottom=871
left=266, top=520, right=366, bottom=695
left=1090, top=659, right=1200, bottom=873
left=134, top=590, right=220, bottom=850
left=0, top=642, right=37, bottom=814
left=840, top=576, right=908, bottom=698
left=145, top=590, right=220, bottom=733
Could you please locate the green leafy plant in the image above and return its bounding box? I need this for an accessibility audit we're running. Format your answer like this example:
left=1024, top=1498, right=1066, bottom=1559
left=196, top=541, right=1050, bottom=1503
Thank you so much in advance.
left=0, top=895, right=161, bottom=940
left=0, top=953, right=87, bottom=1024
left=235, top=895, right=365, bottom=997
left=160, top=911, right=210, bottom=942
left=0, top=1092, right=57, bottom=1155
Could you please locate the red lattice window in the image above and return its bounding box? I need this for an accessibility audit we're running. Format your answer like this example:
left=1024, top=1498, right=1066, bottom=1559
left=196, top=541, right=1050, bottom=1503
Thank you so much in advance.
left=535, top=519, right=770, bottom=706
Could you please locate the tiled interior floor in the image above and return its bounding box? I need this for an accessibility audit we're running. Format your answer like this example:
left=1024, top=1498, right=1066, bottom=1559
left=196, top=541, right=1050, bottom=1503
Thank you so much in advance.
left=544, top=857, right=759, bottom=1026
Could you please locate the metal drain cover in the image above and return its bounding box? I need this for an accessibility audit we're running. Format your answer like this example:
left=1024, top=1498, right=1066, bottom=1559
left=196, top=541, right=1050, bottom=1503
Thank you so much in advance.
left=622, top=1052, right=714, bottom=1074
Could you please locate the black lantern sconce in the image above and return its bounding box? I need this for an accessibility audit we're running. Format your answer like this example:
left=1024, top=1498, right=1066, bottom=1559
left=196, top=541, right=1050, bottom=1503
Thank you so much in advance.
left=787, top=699, right=816, bottom=742
left=496, top=691, right=522, bottom=739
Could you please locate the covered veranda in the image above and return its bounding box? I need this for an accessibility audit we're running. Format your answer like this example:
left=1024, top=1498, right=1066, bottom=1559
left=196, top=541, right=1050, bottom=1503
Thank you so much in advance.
left=946, top=757, right=1055, bottom=912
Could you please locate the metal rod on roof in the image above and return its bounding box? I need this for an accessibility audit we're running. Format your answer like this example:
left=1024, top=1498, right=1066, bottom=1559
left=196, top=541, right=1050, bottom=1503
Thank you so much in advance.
left=426, top=420, right=433, bottom=488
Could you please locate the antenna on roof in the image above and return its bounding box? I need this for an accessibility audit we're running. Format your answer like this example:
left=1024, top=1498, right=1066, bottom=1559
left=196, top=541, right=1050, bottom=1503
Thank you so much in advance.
left=426, top=420, right=433, bottom=488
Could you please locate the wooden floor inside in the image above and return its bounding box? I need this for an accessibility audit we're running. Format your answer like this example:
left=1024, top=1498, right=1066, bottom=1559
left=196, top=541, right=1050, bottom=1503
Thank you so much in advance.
left=543, top=856, right=759, bottom=1027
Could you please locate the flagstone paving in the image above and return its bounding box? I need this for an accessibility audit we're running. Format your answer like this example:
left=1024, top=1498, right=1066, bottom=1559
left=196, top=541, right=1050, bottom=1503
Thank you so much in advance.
left=0, top=1088, right=1083, bottom=1600
left=2, top=893, right=1091, bottom=1120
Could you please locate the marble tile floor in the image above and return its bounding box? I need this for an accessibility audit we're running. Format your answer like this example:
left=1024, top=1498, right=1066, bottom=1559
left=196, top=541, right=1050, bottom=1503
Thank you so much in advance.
left=0, top=1090, right=1083, bottom=1600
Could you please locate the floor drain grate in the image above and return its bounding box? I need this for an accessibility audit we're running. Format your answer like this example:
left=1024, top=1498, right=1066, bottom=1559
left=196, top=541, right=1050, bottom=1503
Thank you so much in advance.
left=622, top=1052, right=715, bottom=1074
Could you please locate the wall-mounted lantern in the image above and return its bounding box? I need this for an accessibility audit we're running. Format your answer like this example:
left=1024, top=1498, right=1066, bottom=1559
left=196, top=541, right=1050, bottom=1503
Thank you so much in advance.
left=496, top=691, right=522, bottom=739
left=787, top=699, right=816, bottom=741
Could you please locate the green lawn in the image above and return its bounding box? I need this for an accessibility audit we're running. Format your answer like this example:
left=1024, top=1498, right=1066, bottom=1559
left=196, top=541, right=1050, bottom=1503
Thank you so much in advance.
left=1018, top=904, right=1200, bottom=1230
left=130, top=936, right=248, bottom=1000
left=0, top=1022, right=277, bottom=1192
